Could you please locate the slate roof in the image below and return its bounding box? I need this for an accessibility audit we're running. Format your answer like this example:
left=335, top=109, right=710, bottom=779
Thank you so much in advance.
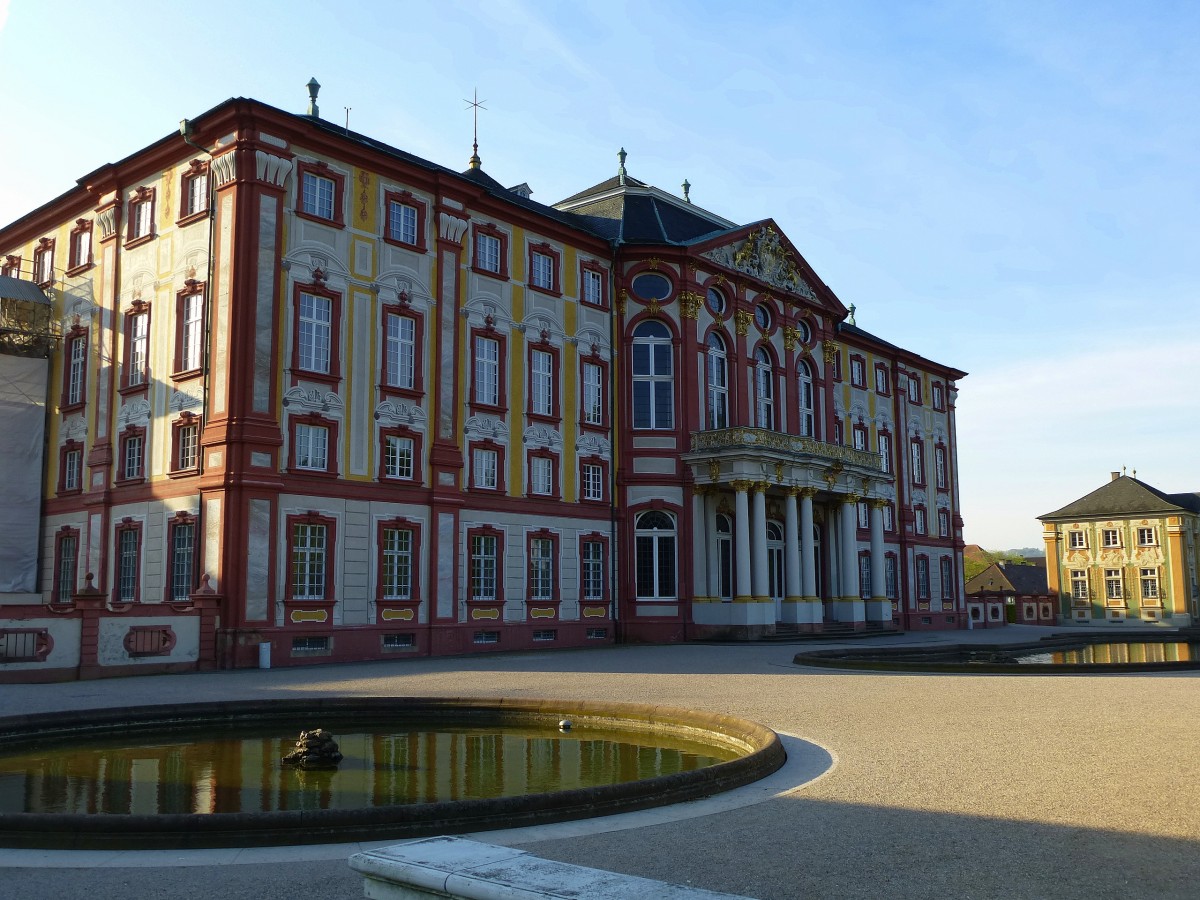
left=965, top=561, right=1049, bottom=596
left=554, top=176, right=732, bottom=246
left=1040, top=475, right=1200, bottom=520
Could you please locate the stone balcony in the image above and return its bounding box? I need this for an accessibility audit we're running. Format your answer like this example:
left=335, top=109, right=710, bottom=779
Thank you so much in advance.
left=687, top=427, right=885, bottom=476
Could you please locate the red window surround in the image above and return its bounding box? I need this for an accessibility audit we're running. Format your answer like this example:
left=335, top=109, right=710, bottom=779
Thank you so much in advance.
left=874, top=363, right=890, bottom=396
left=284, top=511, right=338, bottom=604
left=932, top=381, right=946, bottom=411
left=469, top=323, right=508, bottom=414
left=125, top=186, right=156, bottom=248
left=119, top=300, right=151, bottom=395
left=165, top=511, right=199, bottom=602
left=525, top=528, right=560, bottom=602
left=851, top=423, right=868, bottom=452
left=910, top=438, right=926, bottom=487
left=378, top=425, right=424, bottom=483
left=290, top=279, right=343, bottom=386
left=116, top=425, right=147, bottom=486
left=527, top=242, right=562, bottom=296
left=578, top=532, right=610, bottom=603
left=53, top=526, right=81, bottom=603
left=376, top=517, right=423, bottom=602
left=467, top=524, right=505, bottom=602
left=287, top=413, right=340, bottom=478
left=849, top=353, right=866, bottom=388
left=169, top=412, right=201, bottom=477
left=526, top=447, right=560, bottom=499
left=831, top=349, right=842, bottom=382
left=60, top=323, right=88, bottom=413
left=173, top=280, right=206, bottom=380
left=177, top=159, right=210, bottom=226
left=527, top=337, right=561, bottom=424
left=113, top=517, right=144, bottom=604
left=578, top=350, right=609, bottom=432
left=471, top=222, right=509, bottom=280
left=58, top=440, right=84, bottom=494
left=67, top=220, right=94, bottom=275
left=579, top=456, right=609, bottom=504
left=907, top=371, right=923, bottom=405
left=935, top=442, right=949, bottom=492
left=468, top=439, right=506, bottom=492
left=379, top=299, right=424, bottom=399
left=294, top=160, right=346, bottom=228
left=382, top=190, right=428, bottom=251
left=1, top=255, right=19, bottom=278
left=915, top=553, right=931, bottom=600
left=33, top=238, right=55, bottom=288
left=832, top=419, right=844, bottom=446
left=579, top=259, right=608, bottom=309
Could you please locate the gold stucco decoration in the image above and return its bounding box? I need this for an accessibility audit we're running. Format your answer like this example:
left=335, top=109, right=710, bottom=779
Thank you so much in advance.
left=735, top=309, right=753, bottom=336
left=822, top=340, right=840, bottom=364
left=679, top=291, right=702, bottom=320
left=782, top=325, right=799, bottom=352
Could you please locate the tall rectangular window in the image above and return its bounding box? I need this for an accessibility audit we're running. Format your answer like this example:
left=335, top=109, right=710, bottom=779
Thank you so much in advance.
left=940, top=557, right=954, bottom=599
left=530, top=348, right=553, bottom=416
left=474, top=336, right=500, bottom=406
left=295, top=423, right=328, bottom=470
left=914, top=507, right=927, bottom=536
left=186, top=171, right=209, bottom=217
left=877, top=433, right=891, bottom=473
left=70, top=226, right=92, bottom=270
left=473, top=447, right=498, bottom=490
left=850, top=357, right=865, bottom=388
left=908, top=373, right=921, bottom=404
left=388, top=201, right=418, bottom=245
left=915, top=557, right=930, bottom=599
left=582, top=269, right=604, bottom=306
left=169, top=521, right=195, bottom=601
left=180, top=291, right=204, bottom=373
left=63, top=448, right=81, bottom=492
left=858, top=554, right=871, bottom=599
left=582, top=361, right=604, bottom=426
left=298, top=292, right=332, bottom=374
left=582, top=463, right=604, bottom=501
left=302, top=172, right=336, bottom=220
left=581, top=540, right=605, bottom=601
left=1105, top=568, right=1123, bottom=601
left=117, top=527, right=140, bottom=602
left=857, top=501, right=869, bottom=529
left=910, top=440, right=924, bottom=486
left=885, top=555, right=898, bottom=598
left=530, top=455, right=553, bottom=496
left=530, top=251, right=554, bottom=290
left=935, top=446, right=948, bottom=489
left=291, top=523, right=327, bottom=600
left=33, top=242, right=54, bottom=285
left=66, top=333, right=87, bottom=407
left=938, top=509, right=950, bottom=538
left=177, top=423, right=199, bottom=471
left=632, top=323, right=673, bottom=430
left=382, top=527, right=413, bottom=600
left=476, top=233, right=500, bottom=273
left=932, top=382, right=945, bottom=410
left=127, top=312, right=149, bottom=388
left=852, top=425, right=867, bottom=451
left=1071, top=569, right=1088, bottom=600
left=470, top=533, right=498, bottom=600
left=123, top=433, right=144, bottom=481
left=1140, top=568, right=1159, bottom=601
left=529, top=537, right=554, bottom=601
left=56, top=533, right=78, bottom=603
left=131, top=196, right=153, bottom=239
left=384, top=435, right=414, bottom=479
left=385, top=313, right=416, bottom=390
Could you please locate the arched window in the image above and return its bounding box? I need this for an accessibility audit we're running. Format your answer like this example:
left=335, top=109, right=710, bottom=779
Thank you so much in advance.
left=797, top=358, right=815, bottom=437
left=632, top=321, right=673, bottom=430
left=755, top=346, right=775, bottom=429
left=716, top=513, right=733, bottom=600
left=635, top=510, right=676, bottom=599
left=706, top=332, right=728, bottom=430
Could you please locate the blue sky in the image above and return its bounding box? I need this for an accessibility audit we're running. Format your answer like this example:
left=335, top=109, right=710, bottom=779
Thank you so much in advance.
left=2, top=0, right=1197, bottom=551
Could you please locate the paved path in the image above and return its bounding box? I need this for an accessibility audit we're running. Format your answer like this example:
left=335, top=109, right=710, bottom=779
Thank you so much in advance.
left=2, top=626, right=1199, bottom=899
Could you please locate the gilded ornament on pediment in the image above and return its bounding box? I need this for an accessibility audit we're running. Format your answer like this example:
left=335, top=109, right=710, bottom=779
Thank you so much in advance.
left=708, top=460, right=721, bottom=482
left=735, top=309, right=753, bottom=336
left=782, top=325, right=799, bottom=352
left=715, top=274, right=725, bottom=286
left=647, top=257, right=661, bottom=271
left=822, top=340, right=840, bottom=364
left=679, top=291, right=702, bottom=319
left=647, top=299, right=662, bottom=317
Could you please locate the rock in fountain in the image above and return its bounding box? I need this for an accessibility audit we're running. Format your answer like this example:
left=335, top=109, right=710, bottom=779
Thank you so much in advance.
left=281, top=729, right=344, bottom=769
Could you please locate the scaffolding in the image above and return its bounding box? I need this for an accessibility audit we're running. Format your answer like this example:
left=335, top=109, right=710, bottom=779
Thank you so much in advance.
left=0, top=275, right=60, bottom=358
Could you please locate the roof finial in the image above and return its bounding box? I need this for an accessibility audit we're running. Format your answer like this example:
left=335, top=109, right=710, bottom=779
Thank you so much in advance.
left=1132, top=468, right=1137, bottom=479
left=618, top=147, right=627, bottom=186
left=682, top=178, right=691, bottom=203
left=1122, top=465, right=1127, bottom=476
left=306, top=77, right=321, bottom=118
left=465, top=89, right=487, bottom=170
left=847, top=303, right=856, bottom=326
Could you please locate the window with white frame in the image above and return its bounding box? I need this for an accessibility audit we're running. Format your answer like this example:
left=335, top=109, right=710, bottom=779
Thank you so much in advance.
left=935, top=446, right=948, bottom=489
left=1071, top=569, right=1088, bottom=599
left=177, top=422, right=199, bottom=471
left=180, top=291, right=204, bottom=373
left=632, top=321, right=673, bottom=430
left=57, top=532, right=78, bottom=602
left=131, top=194, right=153, bottom=239
left=70, top=225, right=92, bottom=270
left=582, top=462, right=604, bottom=501
left=857, top=501, right=869, bottom=529
left=470, top=532, right=499, bottom=600
left=122, top=432, right=144, bottom=480
left=185, top=169, right=209, bottom=218
left=291, top=522, right=327, bottom=600
left=294, top=423, right=329, bottom=470
left=62, top=448, right=81, bottom=492
left=582, top=361, right=604, bottom=426
left=33, top=242, right=54, bottom=285
left=66, top=333, right=86, bottom=407
left=1105, top=568, right=1123, bottom=601
left=915, top=556, right=930, bottom=599
left=530, top=348, right=554, bottom=417
left=581, top=539, right=605, bottom=601
left=529, top=455, right=553, bottom=496
left=940, top=557, right=954, bottom=598
left=476, top=232, right=501, bottom=273
left=885, top=555, right=898, bottom=598
left=1068, top=531, right=1087, bottom=549
left=908, top=373, right=921, bottom=404
left=883, top=503, right=895, bottom=532
left=384, top=435, right=414, bottom=479
left=1140, top=567, right=1159, bottom=601
left=474, top=336, right=500, bottom=406
left=938, top=509, right=950, bottom=538
left=853, top=425, right=867, bottom=451
left=877, top=432, right=891, bottom=473
left=169, top=520, right=195, bottom=602
left=914, top=507, right=927, bottom=535
left=1137, top=527, right=1157, bottom=546
left=932, top=382, right=945, bottom=409
left=850, top=357, right=865, bottom=388
left=706, top=333, right=728, bottom=430
left=529, top=536, right=554, bottom=601
left=382, top=527, right=414, bottom=600
left=797, top=359, right=815, bottom=437
left=116, top=527, right=140, bottom=602
left=754, top=347, right=775, bottom=429
left=301, top=171, right=336, bottom=220
left=875, top=365, right=889, bottom=395
left=473, top=447, right=498, bottom=489
left=385, top=313, right=415, bottom=390
left=126, top=311, right=149, bottom=388
left=1102, top=529, right=1121, bottom=548
left=582, top=269, right=604, bottom=306
left=530, top=251, right=554, bottom=291
left=635, top=510, right=676, bottom=599
left=910, top=440, right=925, bottom=485
left=388, top=200, right=418, bottom=245
left=297, top=292, right=332, bottom=374
left=859, top=554, right=871, bottom=599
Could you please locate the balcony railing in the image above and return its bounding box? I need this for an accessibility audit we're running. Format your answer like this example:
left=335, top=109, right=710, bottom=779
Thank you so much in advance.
left=689, top=427, right=884, bottom=472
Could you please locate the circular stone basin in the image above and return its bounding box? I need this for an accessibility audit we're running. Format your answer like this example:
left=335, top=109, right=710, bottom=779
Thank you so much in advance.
left=0, top=698, right=784, bottom=849
left=795, top=634, right=1200, bottom=674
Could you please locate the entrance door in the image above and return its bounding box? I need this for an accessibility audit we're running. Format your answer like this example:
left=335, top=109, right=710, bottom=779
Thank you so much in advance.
left=767, top=521, right=784, bottom=619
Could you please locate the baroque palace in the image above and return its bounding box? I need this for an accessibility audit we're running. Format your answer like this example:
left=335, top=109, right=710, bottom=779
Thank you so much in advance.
left=0, top=86, right=966, bottom=679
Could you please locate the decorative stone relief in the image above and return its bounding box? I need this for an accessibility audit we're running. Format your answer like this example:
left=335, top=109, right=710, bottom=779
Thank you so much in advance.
left=439, top=211, right=468, bottom=244
left=374, top=399, right=427, bottom=428
left=700, top=225, right=816, bottom=299
left=211, top=151, right=237, bottom=187
left=522, top=425, right=562, bottom=449
left=282, top=387, right=344, bottom=416
left=575, top=434, right=611, bottom=458
left=117, top=398, right=152, bottom=427
left=95, top=206, right=119, bottom=241
left=255, top=150, right=293, bottom=188
left=63, top=418, right=88, bottom=441
left=464, top=415, right=508, bottom=443
left=169, top=389, right=202, bottom=412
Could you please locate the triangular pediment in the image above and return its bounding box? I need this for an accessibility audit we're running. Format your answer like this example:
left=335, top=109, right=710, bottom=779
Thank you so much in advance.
left=692, top=220, right=845, bottom=315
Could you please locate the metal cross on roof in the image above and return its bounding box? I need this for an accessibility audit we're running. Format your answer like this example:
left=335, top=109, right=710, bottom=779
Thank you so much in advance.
left=465, top=89, right=487, bottom=170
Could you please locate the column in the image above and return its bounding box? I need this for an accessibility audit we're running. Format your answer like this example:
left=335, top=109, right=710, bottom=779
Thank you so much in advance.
left=799, top=488, right=817, bottom=602
left=870, top=499, right=887, bottom=623
left=732, top=481, right=753, bottom=602
left=841, top=494, right=860, bottom=602
left=784, top=487, right=802, bottom=602
left=751, top=482, right=770, bottom=602
left=692, top=487, right=709, bottom=600
left=706, top=490, right=721, bottom=601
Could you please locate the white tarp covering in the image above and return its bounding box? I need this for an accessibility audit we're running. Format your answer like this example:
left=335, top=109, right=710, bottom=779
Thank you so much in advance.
left=0, top=354, right=47, bottom=592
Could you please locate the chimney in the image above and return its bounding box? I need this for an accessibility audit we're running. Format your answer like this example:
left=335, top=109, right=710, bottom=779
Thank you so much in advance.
left=1111, top=471, right=1120, bottom=482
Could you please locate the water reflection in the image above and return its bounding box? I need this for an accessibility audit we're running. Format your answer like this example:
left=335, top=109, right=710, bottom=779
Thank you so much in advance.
left=0, top=725, right=736, bottom=816
left=1013, top=641, right=1200, bottom=666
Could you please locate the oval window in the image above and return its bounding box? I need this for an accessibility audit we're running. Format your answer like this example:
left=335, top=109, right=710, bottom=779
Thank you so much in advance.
left=706, top=287, right=726, bottom=315
left=796, top=320, right=811, bottom=344
left=754, top=304, right=773, bottom=330
left=632, top=272, right=672, bottom=301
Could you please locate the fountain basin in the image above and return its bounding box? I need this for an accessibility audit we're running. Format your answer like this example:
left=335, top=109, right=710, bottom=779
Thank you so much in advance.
left=0, top=697, right=784, bottom=849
